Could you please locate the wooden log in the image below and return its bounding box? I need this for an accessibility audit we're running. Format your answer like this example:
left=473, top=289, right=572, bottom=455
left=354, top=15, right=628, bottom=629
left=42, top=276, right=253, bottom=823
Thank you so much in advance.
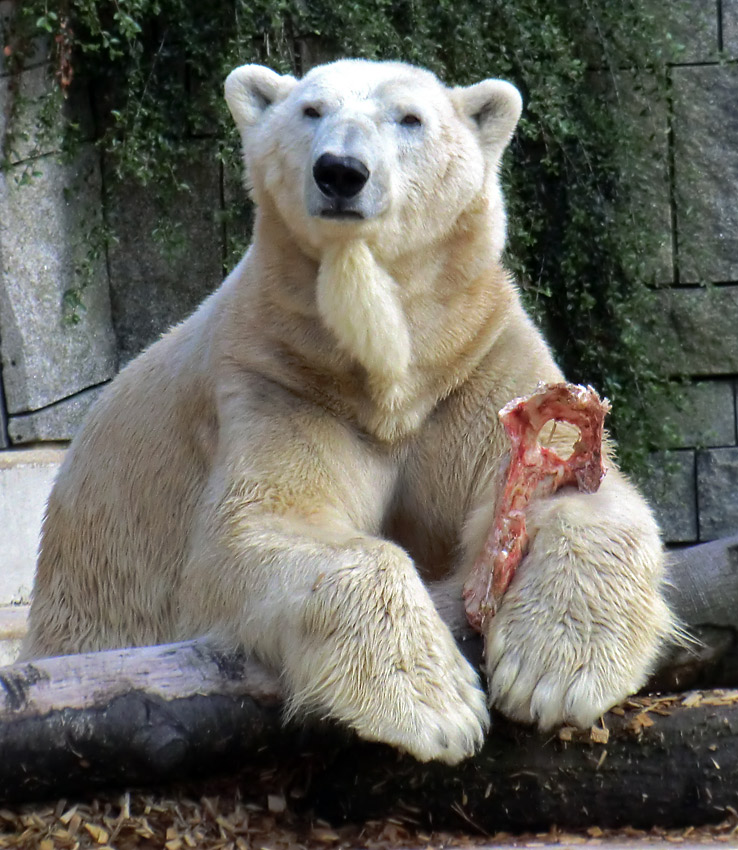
left=300, top=692, right=738, bottom=832
left=1, top=533, right=738, bottom=818
left=4, top=641, right=738, bottom=831
left=647, top=534, right=738, bottom=691
left=666, top=534, right=738, bottom=627
left=0, top=641, right=283, bottom=802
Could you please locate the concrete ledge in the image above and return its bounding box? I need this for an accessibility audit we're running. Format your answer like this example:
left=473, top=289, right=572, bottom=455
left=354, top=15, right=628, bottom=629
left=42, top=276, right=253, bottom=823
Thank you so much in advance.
left=0, top=447, right=64, bottom=605
left=0, top=603, right=28, bottom=639
left=0, top=445, right=66, bottom=469
left=0, top=604, right=28, bottom=666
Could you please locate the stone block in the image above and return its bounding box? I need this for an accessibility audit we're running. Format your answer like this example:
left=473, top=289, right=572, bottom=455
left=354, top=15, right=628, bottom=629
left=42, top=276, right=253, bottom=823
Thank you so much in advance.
left=667, top=0, right=720, bottom=62
left=0, top=147, right=117, bottom=414
left=652, top=286, right=738, bottom=376
left=7, top=383, right=105, bottom=444
left=574, top=0, right=717, bottom=68
left=651, top=379, right=737, bottom=448
left=0, top=384, right=7, bottom=448
left=724, top=0, right=738, bottom=57
left=637, top=450, right=697, bottom=544
left=0, top=64, right=92, bottom=164
left=106, top=146, right=224, bottom=364
left=0, top=447, right=65, bottom=604
left=0, top=1, right=49, bottom=76
left=587, top=70, right=672, bottom=283
left=673, top=64, right=738, bottom=283
left=697, top=447, right=738, bottom=540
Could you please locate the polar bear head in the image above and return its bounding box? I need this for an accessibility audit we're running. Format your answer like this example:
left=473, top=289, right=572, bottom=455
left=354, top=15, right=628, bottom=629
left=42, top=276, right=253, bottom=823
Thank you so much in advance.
left=225, top=59, right=522, bottom=262
left=225, top=59, right=522, bottom=422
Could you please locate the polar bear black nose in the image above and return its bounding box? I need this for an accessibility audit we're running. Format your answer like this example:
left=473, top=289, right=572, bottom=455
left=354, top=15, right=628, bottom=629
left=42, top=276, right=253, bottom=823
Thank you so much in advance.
left=313, top=154, right=370, bottom=200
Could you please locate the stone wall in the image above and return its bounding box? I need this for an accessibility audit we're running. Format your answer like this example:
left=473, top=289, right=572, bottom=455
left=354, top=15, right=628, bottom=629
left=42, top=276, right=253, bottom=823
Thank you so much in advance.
left=0, top=1, right=225, bottom=450
left=634, top=1, right=738, bottom=544
left=0, top=0, right=737, bottom=547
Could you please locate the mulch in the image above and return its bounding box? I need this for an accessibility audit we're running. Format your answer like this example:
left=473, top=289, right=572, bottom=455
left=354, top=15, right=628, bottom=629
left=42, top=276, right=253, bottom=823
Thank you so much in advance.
left=2, top=779, right=738, bottom=850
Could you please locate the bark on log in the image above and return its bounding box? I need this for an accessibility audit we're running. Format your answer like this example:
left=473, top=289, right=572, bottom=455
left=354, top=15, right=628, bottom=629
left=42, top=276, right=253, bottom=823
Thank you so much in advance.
left=655, top=535, right=738, bottom=691
left=667, top=534, right=738, bottom=627
left=301, top=693, right=738, bottom=832
left=1, top=534, right=738, bottom=823
left=0, top=642, right=283, bottom=802
left=3, top=644, right=738, bottom=830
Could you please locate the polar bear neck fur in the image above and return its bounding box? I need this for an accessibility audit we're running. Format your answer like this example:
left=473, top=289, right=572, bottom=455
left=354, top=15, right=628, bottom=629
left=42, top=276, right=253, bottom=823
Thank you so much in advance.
left=238, top=193, right=515, bottom=442
left=316, top=239, right=411, bottom=410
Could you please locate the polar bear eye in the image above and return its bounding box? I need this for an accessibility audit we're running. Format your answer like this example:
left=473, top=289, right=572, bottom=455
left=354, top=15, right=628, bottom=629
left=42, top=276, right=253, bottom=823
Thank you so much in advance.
left=400, top=114, right=422, bottom=127
left=303, top=106, right=321, bottom=119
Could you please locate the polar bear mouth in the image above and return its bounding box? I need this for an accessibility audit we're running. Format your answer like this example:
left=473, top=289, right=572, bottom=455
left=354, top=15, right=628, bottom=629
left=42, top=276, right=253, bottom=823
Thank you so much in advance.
left=319, top=209, right=365, bottom=220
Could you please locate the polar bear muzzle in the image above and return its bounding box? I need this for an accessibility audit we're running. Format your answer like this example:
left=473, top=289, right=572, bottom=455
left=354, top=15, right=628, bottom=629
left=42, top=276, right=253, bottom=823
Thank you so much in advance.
left=305, top=112, right=388, bottom=224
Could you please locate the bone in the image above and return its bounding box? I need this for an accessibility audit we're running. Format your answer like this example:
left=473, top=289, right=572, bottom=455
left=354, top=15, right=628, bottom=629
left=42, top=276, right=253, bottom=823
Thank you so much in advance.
left=463, top=383, right=611, bottom=632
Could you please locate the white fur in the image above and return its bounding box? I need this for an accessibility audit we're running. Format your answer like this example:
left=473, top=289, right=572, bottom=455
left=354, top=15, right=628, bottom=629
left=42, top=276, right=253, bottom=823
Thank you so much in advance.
left=21, top=59, right=675, bottom=765
left=317, top=240, right=411, bottom=406
left=467, top=474, right=674, bottom=729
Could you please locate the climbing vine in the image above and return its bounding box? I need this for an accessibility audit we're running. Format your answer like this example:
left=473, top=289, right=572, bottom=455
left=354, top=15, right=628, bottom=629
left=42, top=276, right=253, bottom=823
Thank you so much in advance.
left=2, top=0, right=684, bottom=469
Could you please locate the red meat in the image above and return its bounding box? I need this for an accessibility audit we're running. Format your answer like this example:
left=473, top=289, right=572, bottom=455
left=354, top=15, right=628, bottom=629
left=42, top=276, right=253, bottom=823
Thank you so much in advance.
left=463, top=383, right=611, bottom=633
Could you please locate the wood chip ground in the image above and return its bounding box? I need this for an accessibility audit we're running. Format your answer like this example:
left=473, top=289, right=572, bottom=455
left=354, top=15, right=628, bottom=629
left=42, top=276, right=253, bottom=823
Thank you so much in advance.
left=2, top=784, right=738, bottom=849
left=5, top=692, right=738, bottom=848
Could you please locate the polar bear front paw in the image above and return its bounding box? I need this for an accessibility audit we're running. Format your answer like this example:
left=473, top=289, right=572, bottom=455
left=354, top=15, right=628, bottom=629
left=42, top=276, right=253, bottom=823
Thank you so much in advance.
left=484, top=579, right=671, bottom=731
left=360, top=641, right=490, bottom=764
left=485, top=617, right=638, bottom=731
left=287, top=587, right=489, bottom=764
left=477, top=480, right=675, bottom=730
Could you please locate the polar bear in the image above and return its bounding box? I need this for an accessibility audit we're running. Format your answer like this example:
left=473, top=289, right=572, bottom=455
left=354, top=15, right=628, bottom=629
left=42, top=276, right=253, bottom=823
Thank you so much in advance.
left=20, top=59, right=674, bottom=764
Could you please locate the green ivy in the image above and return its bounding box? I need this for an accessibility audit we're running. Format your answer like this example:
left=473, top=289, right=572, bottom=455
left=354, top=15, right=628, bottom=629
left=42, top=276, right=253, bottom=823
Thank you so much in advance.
left=5, top=0, right=684, bottom=469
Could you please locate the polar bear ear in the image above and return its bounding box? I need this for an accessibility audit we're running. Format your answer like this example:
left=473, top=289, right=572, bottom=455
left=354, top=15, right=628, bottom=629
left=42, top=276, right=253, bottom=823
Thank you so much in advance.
left=224, top=64, right=298, bottom=131
left=452, top=79, right=523, bottom=159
